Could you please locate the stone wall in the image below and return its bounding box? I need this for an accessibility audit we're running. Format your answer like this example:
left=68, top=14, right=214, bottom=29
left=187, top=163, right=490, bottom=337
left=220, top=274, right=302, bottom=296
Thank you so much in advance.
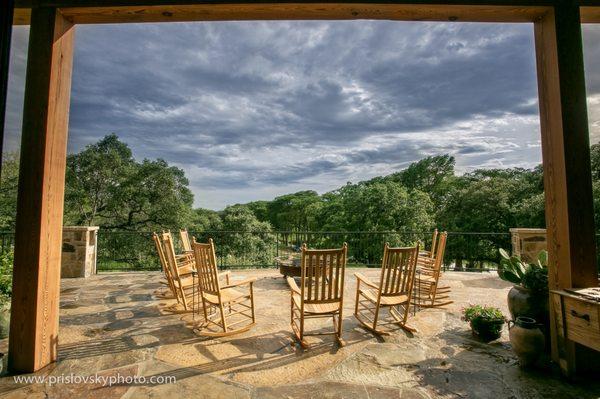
left=510, top=228, right=547, bottom=264
left=61, top=226, right=99, bottom=278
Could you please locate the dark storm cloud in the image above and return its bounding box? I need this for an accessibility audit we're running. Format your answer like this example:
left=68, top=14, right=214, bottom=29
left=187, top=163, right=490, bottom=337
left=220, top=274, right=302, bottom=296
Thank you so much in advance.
left=5, top=22, right=600, bottom=209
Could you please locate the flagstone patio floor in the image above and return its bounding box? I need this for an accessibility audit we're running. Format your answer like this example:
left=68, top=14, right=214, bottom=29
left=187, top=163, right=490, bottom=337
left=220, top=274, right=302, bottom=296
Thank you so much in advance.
left=0, top=269, right=599, bottom=398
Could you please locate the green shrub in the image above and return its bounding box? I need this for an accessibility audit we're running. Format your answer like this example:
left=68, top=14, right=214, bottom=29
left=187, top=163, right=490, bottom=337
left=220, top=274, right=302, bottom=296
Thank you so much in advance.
left=0, top=250, right=13, bottom=301
left=462, top=304, right=504, bottom=322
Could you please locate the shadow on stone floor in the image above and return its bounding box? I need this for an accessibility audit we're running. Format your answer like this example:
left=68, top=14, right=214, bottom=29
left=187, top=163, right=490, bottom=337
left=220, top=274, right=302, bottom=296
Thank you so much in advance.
left=410, top=327, right=600, bottom=399
left=183, top=329, right=364, bottom=375
left=59, top=320, right=202, bottom=360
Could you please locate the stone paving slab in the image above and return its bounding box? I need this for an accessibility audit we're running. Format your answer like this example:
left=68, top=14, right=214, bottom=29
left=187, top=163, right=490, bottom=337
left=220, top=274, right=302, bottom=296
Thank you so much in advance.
left=0, top=270, right=598, bottom=398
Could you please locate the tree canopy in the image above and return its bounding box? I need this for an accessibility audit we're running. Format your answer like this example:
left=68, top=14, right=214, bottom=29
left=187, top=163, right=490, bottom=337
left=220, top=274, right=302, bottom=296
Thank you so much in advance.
left=3, top=135, right=600, bottom=270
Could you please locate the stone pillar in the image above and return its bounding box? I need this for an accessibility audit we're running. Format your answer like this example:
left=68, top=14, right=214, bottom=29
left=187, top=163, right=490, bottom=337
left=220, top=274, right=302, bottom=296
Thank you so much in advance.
left=510, top=228, right=547, bottom=264
left=61, top=226, right=99, bottom=278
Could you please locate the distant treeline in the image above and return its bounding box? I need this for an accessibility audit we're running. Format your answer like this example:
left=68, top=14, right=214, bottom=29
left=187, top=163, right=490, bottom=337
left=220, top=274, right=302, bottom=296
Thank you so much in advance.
left=2, top=134, right=600, bottom=269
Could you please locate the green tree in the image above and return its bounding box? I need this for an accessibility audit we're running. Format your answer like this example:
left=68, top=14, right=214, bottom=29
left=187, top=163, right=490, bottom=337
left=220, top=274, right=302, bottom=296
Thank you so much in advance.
left=64, top=134, right=135, bottom=226
left=268, top=191, right=322, bottom=231
left=65, top=135, right=193, bottom=231
left=104, top=159, right=194, bottom=230
left=190, top=208, right=223, bottom=231
left=0, top=153, right=19, bottom=230
left=398, top=154, right=456, bottom=206
left=245, top=200, right=270, bottom=222
left=216, top=205, right=274, bottom=266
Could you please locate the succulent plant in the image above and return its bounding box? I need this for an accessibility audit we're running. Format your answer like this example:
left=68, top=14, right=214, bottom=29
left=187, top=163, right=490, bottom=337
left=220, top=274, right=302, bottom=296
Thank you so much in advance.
left=498, top=249, right=548, bottom=293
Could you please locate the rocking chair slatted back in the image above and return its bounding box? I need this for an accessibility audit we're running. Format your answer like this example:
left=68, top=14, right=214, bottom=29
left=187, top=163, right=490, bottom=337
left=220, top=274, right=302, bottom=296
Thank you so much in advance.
left=153, top=232, right=176, bottom=296
left=432, top=232, right=447, bottom=278
left=180, top=229, right=192, bottom=252
left=379, top=244, right=419, bottom=298
left=161, top=232, right=183, bottom=281
left=192, top=238, right=221, bottom=297
left=152, top=232, right=168, bottom=274
left=430, top=229, right=439, bottom=258
left=300, top=244, right=347, bottom=304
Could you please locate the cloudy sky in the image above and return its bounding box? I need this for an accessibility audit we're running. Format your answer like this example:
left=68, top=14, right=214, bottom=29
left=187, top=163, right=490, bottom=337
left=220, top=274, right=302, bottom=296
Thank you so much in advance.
left=4, top=21, right=600, bottom=210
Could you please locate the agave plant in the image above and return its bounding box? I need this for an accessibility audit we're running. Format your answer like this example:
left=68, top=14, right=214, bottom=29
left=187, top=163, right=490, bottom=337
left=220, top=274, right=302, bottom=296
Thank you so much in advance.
left=498, top=249, right=548, bottom=288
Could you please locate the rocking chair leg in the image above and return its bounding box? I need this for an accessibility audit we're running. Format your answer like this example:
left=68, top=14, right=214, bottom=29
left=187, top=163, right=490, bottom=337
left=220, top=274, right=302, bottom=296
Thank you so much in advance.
left=219, top=303, right=227, bottom=333
left=201, top=297, right=208, bottom=321
left=372, top=303, right=380, bottom=332
left=336, top=311, right=345, bottom=347
left=250, top=284, right=256, bottom=323
left=354, top=285, right=360, bottom=316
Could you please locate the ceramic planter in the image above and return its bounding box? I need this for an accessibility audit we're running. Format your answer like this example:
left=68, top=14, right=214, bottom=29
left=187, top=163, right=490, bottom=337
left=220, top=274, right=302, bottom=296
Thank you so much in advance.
left=470, top=317, right=504, bottom=342
left=508, top=316, right=545, bottom=367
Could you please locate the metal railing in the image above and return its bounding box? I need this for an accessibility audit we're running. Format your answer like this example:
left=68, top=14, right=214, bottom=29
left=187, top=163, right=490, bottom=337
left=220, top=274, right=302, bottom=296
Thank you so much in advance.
left=2, top=229, right=589, bottom=273
left=95, top=230, right=512, bottom=272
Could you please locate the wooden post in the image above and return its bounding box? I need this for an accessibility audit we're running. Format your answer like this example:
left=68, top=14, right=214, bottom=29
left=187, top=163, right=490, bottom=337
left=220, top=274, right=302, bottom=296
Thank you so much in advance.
left=0, top=0, right=15, bottom=175
left=8, top=7, right=74, bottom=374
left=534, top=2, right=598, bottom=376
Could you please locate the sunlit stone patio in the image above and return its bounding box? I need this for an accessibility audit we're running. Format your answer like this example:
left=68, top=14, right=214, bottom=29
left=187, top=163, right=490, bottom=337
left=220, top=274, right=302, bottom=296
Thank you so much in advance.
left=0, top=269, right=599, bottom=398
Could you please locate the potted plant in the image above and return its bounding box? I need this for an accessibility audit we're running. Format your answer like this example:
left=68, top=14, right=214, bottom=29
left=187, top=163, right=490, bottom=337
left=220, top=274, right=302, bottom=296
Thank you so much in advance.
left=498, top=249, right=549, bottom=323
left=462, top=305, right=505, bottom=342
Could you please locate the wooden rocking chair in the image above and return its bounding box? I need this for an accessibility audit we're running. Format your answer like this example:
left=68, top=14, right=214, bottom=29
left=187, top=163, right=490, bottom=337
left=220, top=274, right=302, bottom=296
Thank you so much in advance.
left=192, top=238, right=256, bottom=337
left=152, top=232, right=177, bottom=297
left=354, top=244, right=419, bottom=335
left=414, top=232, right=453, bottom=308
left=160, top=232, right=196, bottom=310
left=179, top=229, right=193, bottom=253
left=287, top=243, right=347, bottom=348
left=420, top=229, right=438, bottom=258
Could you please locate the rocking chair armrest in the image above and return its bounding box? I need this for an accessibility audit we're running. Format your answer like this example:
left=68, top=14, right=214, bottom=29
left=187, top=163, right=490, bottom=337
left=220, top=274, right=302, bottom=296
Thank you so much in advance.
left=354, top=272, right=378, bottom=289
left=219, top=271, right=231, bottom=284
left=287, top=277, right=301, bottom=295
left=222, top=277, right=257, bottom=289
left=178, top=265, right=196, bottom=276
left=176, top=252, right=194, bottom=260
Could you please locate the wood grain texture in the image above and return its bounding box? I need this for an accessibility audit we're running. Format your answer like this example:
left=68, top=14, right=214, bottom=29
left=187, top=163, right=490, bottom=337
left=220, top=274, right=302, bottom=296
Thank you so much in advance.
left=12, top=3, right=553, bottom=25
left=8, top=8, right=74, bottom=373
left=535, top=6, right=597, bottom=292
left=13, top=7, right=31, bottom=25
left=535, top=4, right=598, bottom=377
left=14, top=0, right=560, bottom=7
left=581, top=5, right=600, bottom=23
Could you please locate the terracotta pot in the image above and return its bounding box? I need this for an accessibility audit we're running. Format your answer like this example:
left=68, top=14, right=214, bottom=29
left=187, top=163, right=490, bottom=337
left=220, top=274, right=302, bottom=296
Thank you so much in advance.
left=507, top=285, right=548, bottom=322
left=470, top=317, right=504, bottom=342
left=508, top=316, right=545, bottom=367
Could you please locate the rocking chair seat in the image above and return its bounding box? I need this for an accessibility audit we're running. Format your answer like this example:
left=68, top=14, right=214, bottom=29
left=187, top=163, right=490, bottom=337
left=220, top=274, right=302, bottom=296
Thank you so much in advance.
left=360, top=288, right=409, bottom=306
left=202, top=287, right=246, bottom=305
left=292, top=293, right=340, bottom=314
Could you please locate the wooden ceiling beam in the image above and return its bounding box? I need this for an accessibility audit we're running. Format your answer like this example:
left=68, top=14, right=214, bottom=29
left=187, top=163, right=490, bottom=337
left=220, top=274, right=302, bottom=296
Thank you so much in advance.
left=581, top=6, right=600, bottom=23
left=13, top=3, right=554, bottom=25
left=14, top=0, right=561, bottom=8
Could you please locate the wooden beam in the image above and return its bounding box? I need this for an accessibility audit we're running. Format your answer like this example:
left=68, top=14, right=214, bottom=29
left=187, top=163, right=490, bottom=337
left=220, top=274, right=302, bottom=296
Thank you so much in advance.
left=581, top=6, right=600, bottom=23
left=11, top=3, right=552, bottom=25
left=61, top=4, right=551, bottom=24
left=1, top=0, right=15, bottom=176
left=8, top=7, right=74, bottom=374
left=534, top=2, right=597, bottom=377
left=13, top=0, right=561, bottom=8
left=14, top=8, right=31, bottom=25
